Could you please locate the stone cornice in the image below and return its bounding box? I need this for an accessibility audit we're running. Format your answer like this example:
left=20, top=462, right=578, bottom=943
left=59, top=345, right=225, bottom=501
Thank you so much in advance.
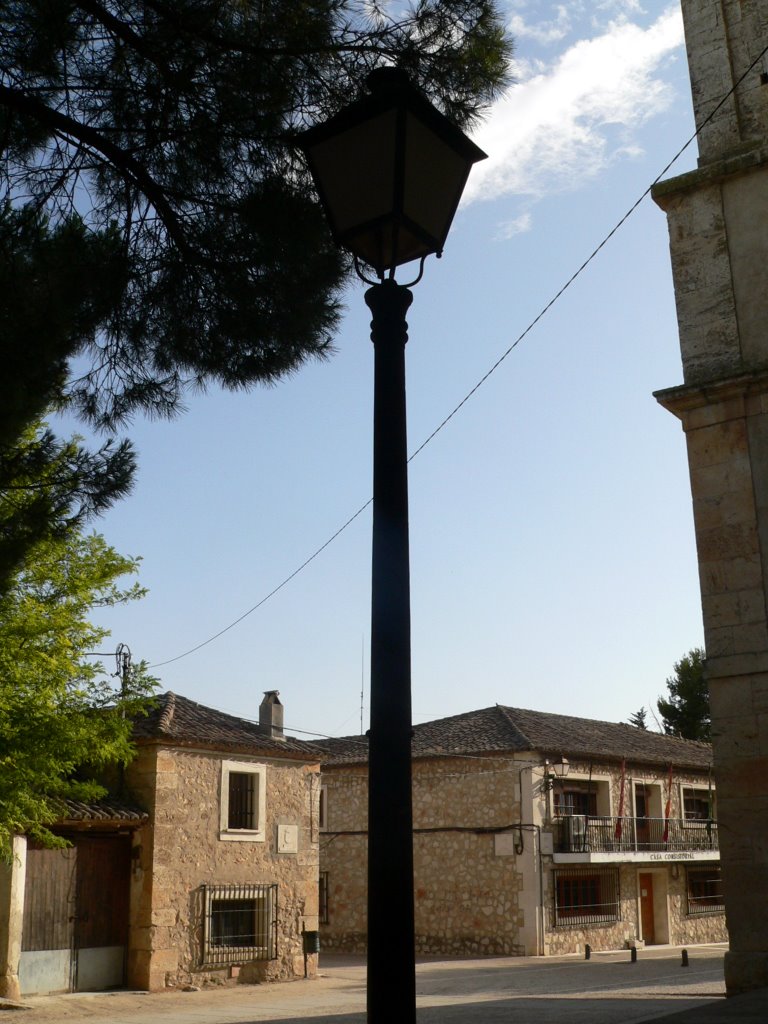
left=652, top=142, right=768, bottom=208
left=654, top=370, right=768, bottom=421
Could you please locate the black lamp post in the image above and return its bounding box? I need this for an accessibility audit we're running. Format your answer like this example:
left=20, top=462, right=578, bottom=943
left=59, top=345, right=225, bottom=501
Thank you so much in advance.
left=298, top=69, right=486, bottom=1024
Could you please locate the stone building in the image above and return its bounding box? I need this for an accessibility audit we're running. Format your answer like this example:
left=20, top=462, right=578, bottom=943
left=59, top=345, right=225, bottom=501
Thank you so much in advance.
left=651, top=0, right=768, bottom=995
left=316, top=705, right=726, bottom=957
left=0, top=691, right=322, bottom=997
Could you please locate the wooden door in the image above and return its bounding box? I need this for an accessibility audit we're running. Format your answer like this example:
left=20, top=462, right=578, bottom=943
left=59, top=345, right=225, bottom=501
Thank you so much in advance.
left=72, top=835, right=131, bottom=991
left=20, top=845, right=76, bottom=993
left=20, top=835, right=131, bottom=994
left=639, top=872, right=656, bottom=944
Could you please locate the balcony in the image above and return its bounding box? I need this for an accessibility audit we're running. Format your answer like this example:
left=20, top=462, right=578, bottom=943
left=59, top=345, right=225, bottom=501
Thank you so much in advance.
left=553, top=815, right=719, bottom=863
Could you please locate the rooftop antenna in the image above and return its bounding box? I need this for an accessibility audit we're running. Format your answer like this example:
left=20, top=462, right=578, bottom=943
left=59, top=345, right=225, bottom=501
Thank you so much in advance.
left=115, top=643, right=131, bottom=694
left=84, top=644, right=131, bottom=692
left=360, top=635, right=365, bottom=736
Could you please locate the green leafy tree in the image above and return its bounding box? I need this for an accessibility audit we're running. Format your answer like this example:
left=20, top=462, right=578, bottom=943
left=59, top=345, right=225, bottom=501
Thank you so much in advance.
left=0, top=495, right=156, bottom=860
left=657, top=647, right=710, bottom=741
left=1, top=0, right=512, bottom=429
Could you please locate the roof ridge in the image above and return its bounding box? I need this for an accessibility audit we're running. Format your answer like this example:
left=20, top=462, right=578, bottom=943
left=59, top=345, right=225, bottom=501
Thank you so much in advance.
left=495, top=704, right=534, bottom=748
left=158, top=691, right=176, bottom=733
left=412, top=704, right=499, bottom=733
left=497, top=703, right=712, bottom=750
left=135, top=690, right=317, bottom=759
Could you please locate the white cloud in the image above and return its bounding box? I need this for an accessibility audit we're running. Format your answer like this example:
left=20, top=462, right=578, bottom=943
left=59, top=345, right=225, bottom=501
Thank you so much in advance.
left=596, top=0, right=644, bottom=14
left=496, top=211, right=533, bottom=239
left=464, top=6, right=684, bottom=205
left=509, top=5, right=575, bottom=46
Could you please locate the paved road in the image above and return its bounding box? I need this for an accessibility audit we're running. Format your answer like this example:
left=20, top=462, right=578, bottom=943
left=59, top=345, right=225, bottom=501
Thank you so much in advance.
left=9, top=944, right=763, bottom=1024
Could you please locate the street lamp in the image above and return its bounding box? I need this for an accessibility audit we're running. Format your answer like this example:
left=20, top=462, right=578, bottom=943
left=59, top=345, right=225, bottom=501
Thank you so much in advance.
left=542, top=757, right=570, bottom=791
left=298, top=68, right=486, bottom=1024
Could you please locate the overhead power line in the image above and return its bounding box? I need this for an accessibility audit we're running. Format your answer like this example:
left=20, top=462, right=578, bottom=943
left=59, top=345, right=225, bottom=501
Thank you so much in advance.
left=151, top=42, right=768, bottom=671
left=151, top=500, right=371, bottom=667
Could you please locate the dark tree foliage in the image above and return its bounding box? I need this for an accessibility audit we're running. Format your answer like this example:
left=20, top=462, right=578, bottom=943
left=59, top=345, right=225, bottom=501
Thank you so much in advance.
left=0, top=205, right=128, bottom=442
left=657, top=647, right=710, bottom=742
left=0, top=420, right=134, bottom=592
left=0, top=0, right=511, bottom=592
left=628, top=707, right=648, bottom=730
left=0, top=206, right=135, bottom=586
left=1, top=0, right=512, bottom=428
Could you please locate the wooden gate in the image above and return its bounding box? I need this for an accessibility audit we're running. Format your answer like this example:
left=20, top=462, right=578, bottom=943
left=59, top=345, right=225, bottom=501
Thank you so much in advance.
left=19, top=834, right=131, bottom=994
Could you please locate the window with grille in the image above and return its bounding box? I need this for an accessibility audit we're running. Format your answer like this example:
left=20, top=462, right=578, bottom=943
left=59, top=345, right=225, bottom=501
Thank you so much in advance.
left=686, top=866, right=724, bottom=914
left=219, top=761, right=266, bottom=841
left=553, top=867, right=620, bottom=927
left=319, top=871, right=329, bottom=925
left=202, top=883, right=277, bottom=965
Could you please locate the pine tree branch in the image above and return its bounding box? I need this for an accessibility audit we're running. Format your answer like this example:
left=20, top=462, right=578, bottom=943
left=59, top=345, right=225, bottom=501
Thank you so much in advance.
left=0, top=84, right=189, bottom=254
left=73, top=0, right=165, bottom=69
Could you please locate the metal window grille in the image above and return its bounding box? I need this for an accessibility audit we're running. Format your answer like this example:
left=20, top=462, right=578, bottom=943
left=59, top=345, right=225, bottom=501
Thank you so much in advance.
left=553, top=815, right=718, bottom=854
left=228, top=771, right=256, bottom=829
left=202, top=883, right=278, bottom=965
left=553, top=867, right=621, bottom=927
left=686, top=867, right=724, bottom=915
left=319, top=872, right=329, bottom=925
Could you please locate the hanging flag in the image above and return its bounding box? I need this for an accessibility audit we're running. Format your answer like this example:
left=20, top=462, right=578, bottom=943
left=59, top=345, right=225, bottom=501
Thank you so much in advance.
left=614, top=759, right=626, bottom=842
left=662, top=763, right=673, bottom=844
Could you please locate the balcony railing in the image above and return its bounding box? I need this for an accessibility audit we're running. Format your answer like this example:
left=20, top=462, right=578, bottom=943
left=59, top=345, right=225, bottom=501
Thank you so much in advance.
left=554, top=815, right=718, bottom=855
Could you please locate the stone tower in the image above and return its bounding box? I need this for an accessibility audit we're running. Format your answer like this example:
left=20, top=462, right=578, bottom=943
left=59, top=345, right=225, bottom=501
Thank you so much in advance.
left=652, top=0, right=768, bottom=996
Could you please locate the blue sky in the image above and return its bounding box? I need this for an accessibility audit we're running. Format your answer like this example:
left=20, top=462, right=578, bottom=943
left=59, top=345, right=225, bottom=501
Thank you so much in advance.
left=81, top=0, right=705, bottom=739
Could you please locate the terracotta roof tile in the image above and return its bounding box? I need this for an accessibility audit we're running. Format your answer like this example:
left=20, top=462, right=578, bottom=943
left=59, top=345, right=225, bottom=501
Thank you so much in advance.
left=313, top=705, right=712, bottom=771
left=133, top=691, right=320, bottom=760
left=57, top=797, right=148, bottom=823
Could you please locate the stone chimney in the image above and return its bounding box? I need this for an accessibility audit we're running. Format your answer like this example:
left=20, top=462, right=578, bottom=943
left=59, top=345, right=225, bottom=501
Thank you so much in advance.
left=259, top=690, right=284, bottom=741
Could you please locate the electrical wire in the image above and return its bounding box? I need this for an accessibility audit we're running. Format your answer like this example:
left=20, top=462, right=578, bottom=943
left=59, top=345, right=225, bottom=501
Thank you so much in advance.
left=151, top=498, right=371, bottom=667
left=151, top=41, right=768, bottom=671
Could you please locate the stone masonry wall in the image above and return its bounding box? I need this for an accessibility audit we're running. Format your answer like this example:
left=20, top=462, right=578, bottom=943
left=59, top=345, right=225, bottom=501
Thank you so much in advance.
left=540, top=761, right=726, bottom=954
left=125, top=745, right=320, bottom=990
left=543, top=863, right=727, bottom=956
left=321, top=755, right=726, bottom=958
left=681, top=0, right=768, bottom=165
left=653, top=5, right=768, bottom=980
left=545, top=757, right=717, bottom=828
left=321, top=757, right=527, bottom=955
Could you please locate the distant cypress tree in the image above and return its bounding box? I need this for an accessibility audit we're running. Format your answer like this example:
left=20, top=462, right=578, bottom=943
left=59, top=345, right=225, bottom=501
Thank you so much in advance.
left=628, top=707, right=649, bottom=730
